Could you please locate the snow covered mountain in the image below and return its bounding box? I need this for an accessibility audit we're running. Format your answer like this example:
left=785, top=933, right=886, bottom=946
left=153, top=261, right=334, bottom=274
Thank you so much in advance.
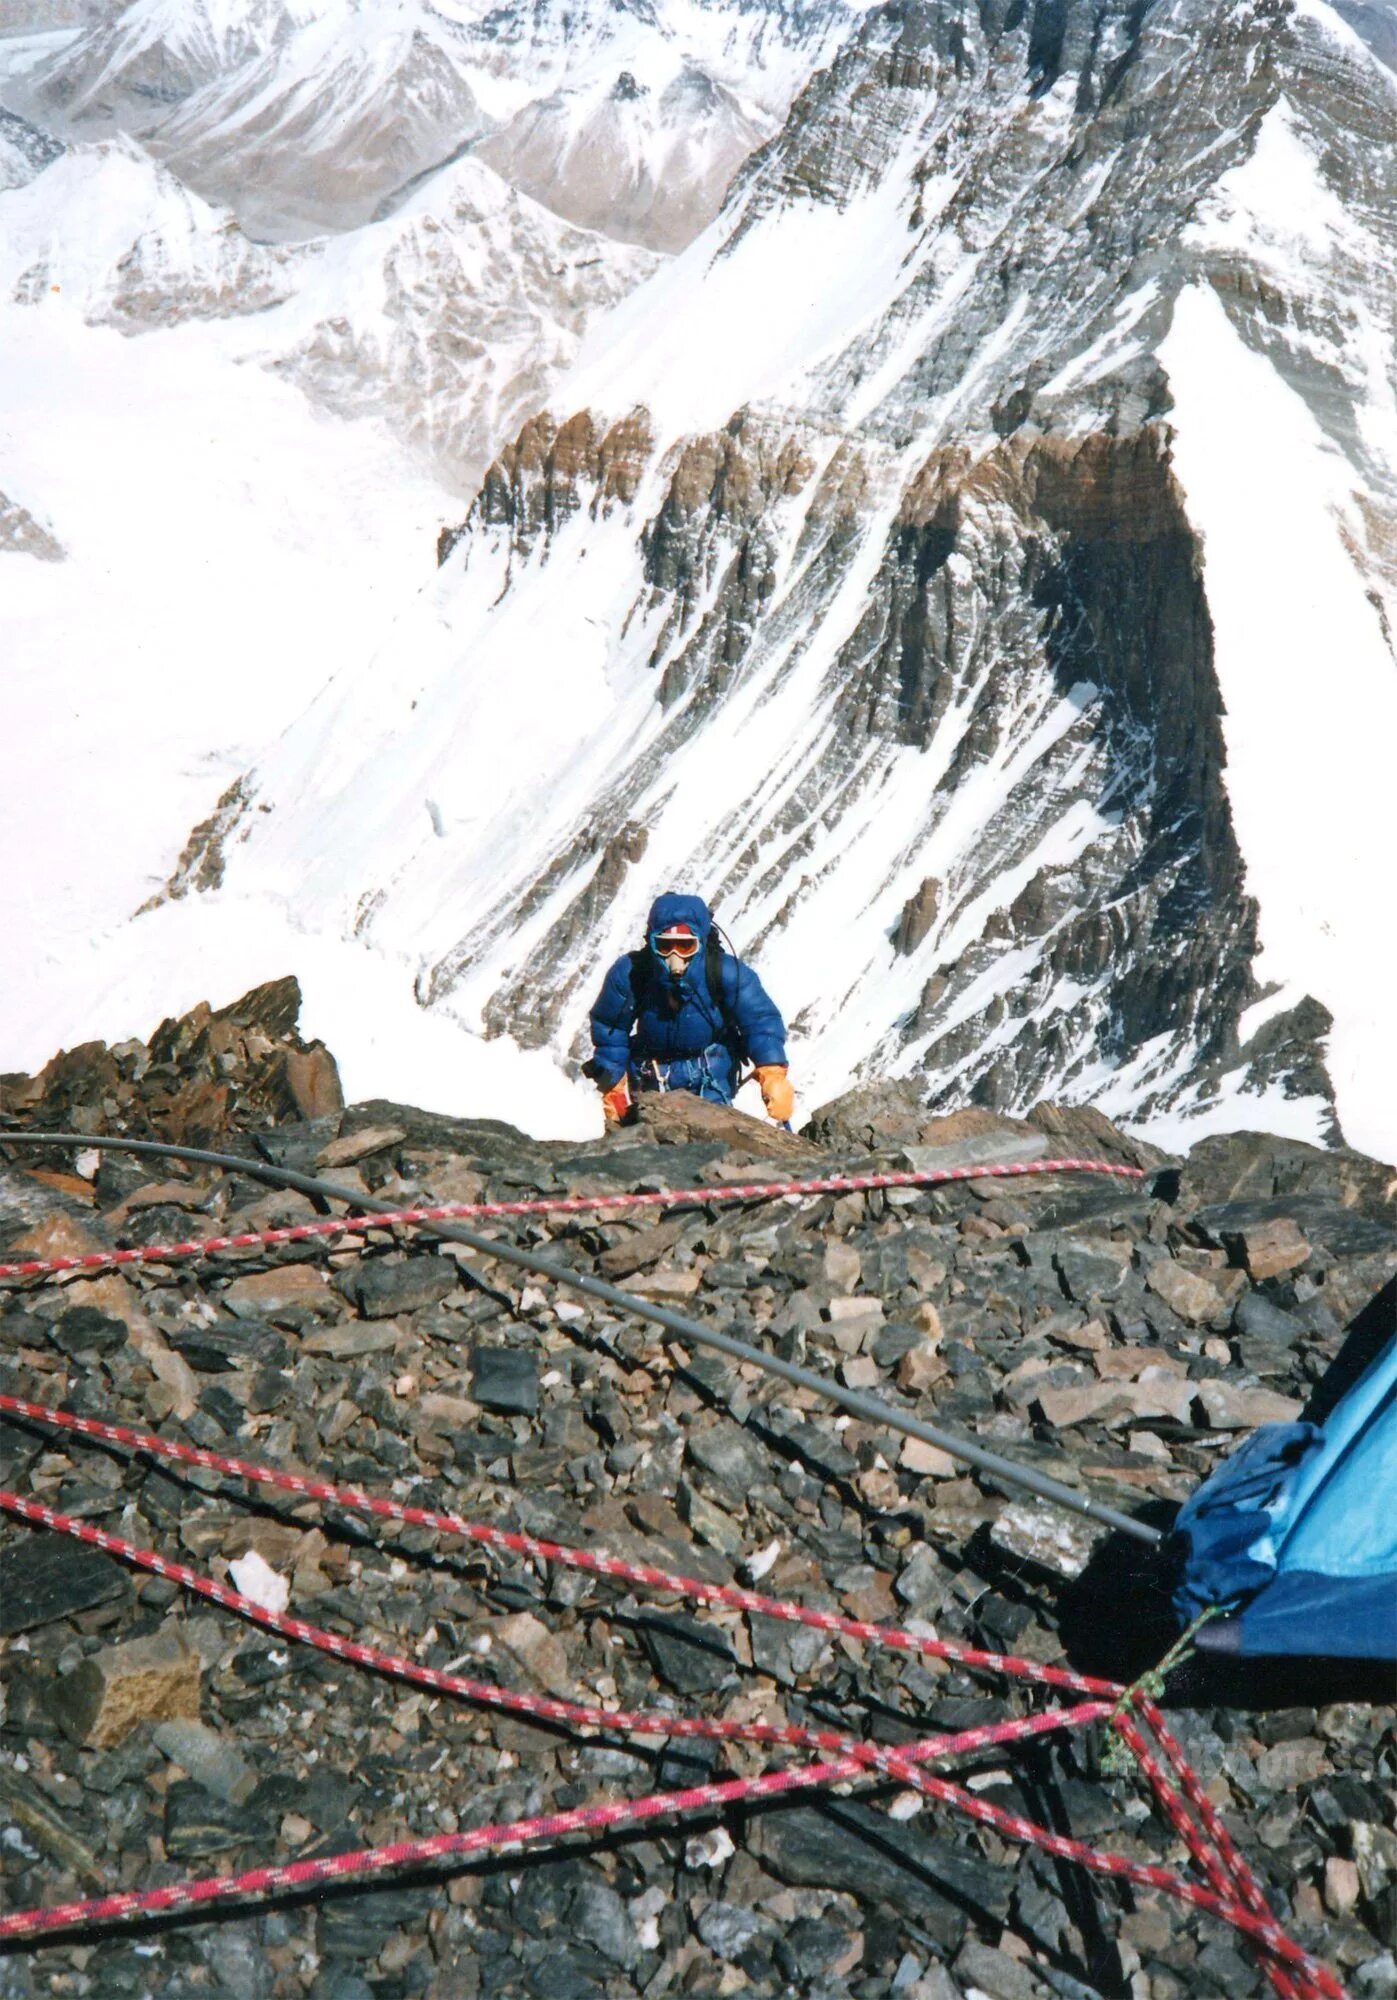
left=8, top=0, right=877, bottom=244
left=0, top=0, right=876, bottom=1135
left=154, top=0, right=1397, bottom=1157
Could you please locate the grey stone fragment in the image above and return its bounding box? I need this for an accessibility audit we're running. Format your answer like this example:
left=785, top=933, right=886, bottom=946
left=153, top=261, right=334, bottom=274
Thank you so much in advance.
left=165, top=1317, right=290, bottom=1372
left=872, top=1321, right=925, bottom=1367
left=1233, top=1290, right=1307, bottom=1343
left=153, top=1718, right=258, bottom=1804
left=895, top=1544, right=951, bottom=1614
left=344, top=1254, right=457, bottom=1318
left=779, top=1418, right=857, bottom=1481
left=200, top=1921, right=271, bottom=2000
left=639, top=1610, right=735, bottom=1693
left=470, top=1344, right=539, bottom=1414
left=0, top=1535, right=130, bottom=1635
left=751, top=1795, right=1012, bottom=1946
left=50, top=1306, right=126, bottom=1357
left=301, top=1320, right=398, bottom=1358
left=901, top=1133, right=1050, bottom=1173
left=697, top=1901, right=767, bottom=1960
left=749, top=1611, right=834, bottom=1683
left=164, top=1778, right=272, bottom=1858
left=570, top=1878, right=638, bottom=1967
left=954, top=1937, right=1052, bottom=1999
left=989, top=1499, right=1106, bottom=1579
left=1052, top=1239, right=1133, bottom=1302
left=686, top=1419, right=767, bottom=1491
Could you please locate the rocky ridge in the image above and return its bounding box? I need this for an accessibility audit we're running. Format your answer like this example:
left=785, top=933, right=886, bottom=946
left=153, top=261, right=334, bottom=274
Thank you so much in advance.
left=0, top=983, right=1393, bottom=1998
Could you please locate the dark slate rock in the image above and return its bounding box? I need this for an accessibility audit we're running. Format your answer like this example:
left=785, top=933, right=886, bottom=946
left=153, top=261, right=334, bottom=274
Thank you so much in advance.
left=871, top=1322, right=924, bottom=1367
left=0, top=1534, right=130, bottom=1635
left=471, top=1345, right=539, bottom=1415
left=309, top=1975, right=376, bottom=2000
left=163, top=1780, right=272, bottom=1859
left=0, top=1309, right=47, bottom=1350
left=750, top=1611, right=836, bottom=1684
left=777, top=1914, right=859, bottom=1982
left=50, top=1305, right=127, bottom=1358
left=1233, top=1291, right=1307, bottom=1344
left=317, top=1882, right=436, bottom=1960
left=1053, top=1243, right=1132, bottom=1302
left=639, top=1610, right=735, bottom=1694
left=686, top=1420, right=767, bottom=1492
left=0, top=1414, right=43, bottom=1484
left=750, top=1795, right=1012, bottom=1946
left=164, top=1318, right=290, bottom=1373
left=569, top=1877, right=639, bottom=1967
left=779, top=1419, right=857, bottom=1482
left=249, top=1118, right=342, bottom=1174
left=196, top=1382, right=245, bottom=1433
left=344, top=1254, right=457, bottom=1318
left=697, top=1900, right=771, bottom=1963
left=1196, top=1198, right=1394, bottom=1262
left=252, top=1766, right=364, bottom=1828
left=557, top=1142, right=725, bottom=1186
left=656, top=1736, right=721, bottom=1790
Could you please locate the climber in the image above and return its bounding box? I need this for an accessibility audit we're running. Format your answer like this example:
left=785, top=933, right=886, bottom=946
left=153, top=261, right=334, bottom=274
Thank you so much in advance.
left=587, top=893, right=795, bottom=1126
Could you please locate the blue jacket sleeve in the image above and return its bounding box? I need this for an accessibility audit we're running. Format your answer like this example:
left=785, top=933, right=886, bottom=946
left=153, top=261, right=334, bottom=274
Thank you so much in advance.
left=589, top=955, right=638, bottom=1086
left=729, top=959, right=788, bottom=1067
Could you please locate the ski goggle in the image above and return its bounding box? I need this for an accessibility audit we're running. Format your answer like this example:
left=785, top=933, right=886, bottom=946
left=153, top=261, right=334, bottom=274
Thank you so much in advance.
left=651, top=928, right=700, bottom=961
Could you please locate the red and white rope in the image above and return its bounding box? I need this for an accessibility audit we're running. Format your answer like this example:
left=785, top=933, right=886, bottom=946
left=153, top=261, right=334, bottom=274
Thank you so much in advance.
left=0, top=1397, right=1342, bottom=1996
left=0, top=1157, right=1145, bottom=1282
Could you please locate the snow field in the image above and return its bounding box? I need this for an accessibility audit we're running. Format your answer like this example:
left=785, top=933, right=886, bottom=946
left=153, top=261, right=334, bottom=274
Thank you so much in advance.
left=1161, top=281, right=1397, bottom=1160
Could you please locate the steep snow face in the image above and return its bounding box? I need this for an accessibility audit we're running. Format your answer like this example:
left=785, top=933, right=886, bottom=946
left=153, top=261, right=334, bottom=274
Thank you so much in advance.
left=7, top=0, right=876, bottom=244
left=0, top=103, right=61, bottom=188
left=476, top=62, right=769, bottom=252
left=168, top=0, right=1397, bottom=1154
left=1160, top=91, right=1397, bottom=1162
left=140, top=1, right=492, bottom=238
left=0, top=118, right=650, bottom=1128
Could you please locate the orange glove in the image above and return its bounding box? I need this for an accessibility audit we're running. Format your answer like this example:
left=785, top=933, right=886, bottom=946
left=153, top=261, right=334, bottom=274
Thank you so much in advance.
left=755, top=1064, right=795, bottom=1123
left=601, top=1076, right=632, bottom=1124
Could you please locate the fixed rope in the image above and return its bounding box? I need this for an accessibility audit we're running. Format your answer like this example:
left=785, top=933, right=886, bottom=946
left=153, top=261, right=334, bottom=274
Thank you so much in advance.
left=0, top=1139, right=1165, bottom=1544
left=0, top=1397, right=1342, bottom=1997
left=0, top=1155, right=1146, bottom=1283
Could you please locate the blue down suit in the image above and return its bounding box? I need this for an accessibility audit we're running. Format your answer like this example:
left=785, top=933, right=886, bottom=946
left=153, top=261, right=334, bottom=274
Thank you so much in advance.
left=588, top=894, right=787, bottom=1105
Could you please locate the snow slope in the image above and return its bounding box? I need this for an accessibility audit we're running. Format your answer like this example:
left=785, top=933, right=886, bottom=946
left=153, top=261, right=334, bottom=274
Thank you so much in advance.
left=0, top=128, right=649, bottom=1131
left=0, top=285, right=597, bottom=1134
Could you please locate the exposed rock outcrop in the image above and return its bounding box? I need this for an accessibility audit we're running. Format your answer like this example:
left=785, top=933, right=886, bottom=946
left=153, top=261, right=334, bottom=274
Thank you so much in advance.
left=0, top=1005, right=1392, bottom=1996
left=0, top=978, right=342, bottom=1144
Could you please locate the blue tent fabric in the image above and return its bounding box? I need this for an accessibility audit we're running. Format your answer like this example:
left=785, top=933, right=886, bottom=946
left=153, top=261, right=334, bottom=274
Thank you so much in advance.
left=1172, top=1336, right=1397, bottom=1660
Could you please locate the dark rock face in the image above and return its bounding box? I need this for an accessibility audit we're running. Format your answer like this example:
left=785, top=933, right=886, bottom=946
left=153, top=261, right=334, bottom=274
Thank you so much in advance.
left=0, top=1004, right=1392, bottom=1998
left=0, top=976, right=343, bottom=1143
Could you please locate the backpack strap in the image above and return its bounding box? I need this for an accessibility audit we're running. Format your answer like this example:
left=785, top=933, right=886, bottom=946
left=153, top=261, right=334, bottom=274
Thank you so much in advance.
left=705, top=931, right=736, bottom=1037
